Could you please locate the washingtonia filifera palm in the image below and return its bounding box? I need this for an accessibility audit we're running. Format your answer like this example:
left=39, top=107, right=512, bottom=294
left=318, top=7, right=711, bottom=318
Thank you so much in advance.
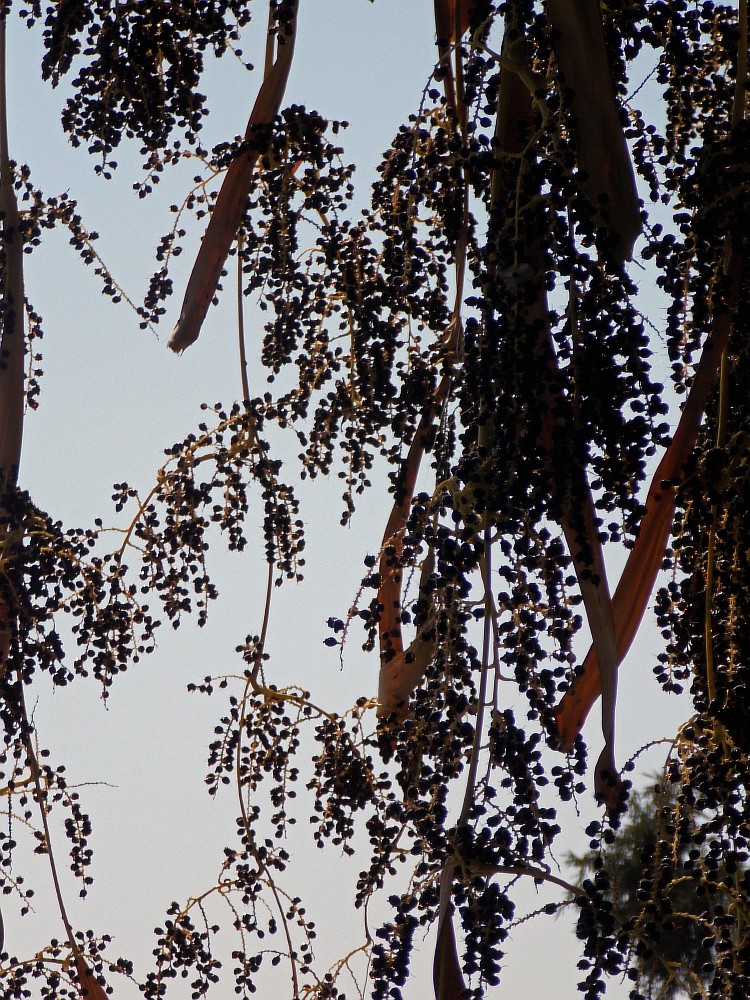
left=0, top=1, right=749, bottom=999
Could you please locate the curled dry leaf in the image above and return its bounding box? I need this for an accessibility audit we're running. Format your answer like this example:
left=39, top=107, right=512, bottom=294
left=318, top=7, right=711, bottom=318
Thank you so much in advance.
left=168, top=3, right=298, bottom=352
left=433, top=0, right=484, bottom=45
left=433, top=862, right=466, bottom=1000
left=554, top=247, right=745, bottom=751
left=384, top=544, right=437, bottom=718
left=526, top=264, right=620, bottom=808
left=546, top=0, right=641, bottom=262
left=377, top=379, right=448, bottom=718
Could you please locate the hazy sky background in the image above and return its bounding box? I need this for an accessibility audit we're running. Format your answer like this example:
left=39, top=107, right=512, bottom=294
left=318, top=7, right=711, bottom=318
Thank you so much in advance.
left=7, top=3, right=688, bottom=997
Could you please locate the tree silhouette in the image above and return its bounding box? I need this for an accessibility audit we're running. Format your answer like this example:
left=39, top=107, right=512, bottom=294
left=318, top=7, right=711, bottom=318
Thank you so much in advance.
left=0, top=1, right=749, bottom=998
left=567, top=777, right=743, bottom=999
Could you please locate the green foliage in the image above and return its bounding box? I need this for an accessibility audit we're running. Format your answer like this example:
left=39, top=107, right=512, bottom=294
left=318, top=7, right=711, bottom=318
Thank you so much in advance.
left=568, top=778, right=740, bottom=999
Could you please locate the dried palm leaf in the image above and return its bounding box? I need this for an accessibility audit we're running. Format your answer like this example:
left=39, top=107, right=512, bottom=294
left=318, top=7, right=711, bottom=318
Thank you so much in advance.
left=378, top=378, right=448, bottom=718
left=168, top=3, right=298, bottom=352
left=547, top=0, right=641, bottom=262
left=554, top=248, right=745, bottom=751
left=433, top=863, right=465, bottom=999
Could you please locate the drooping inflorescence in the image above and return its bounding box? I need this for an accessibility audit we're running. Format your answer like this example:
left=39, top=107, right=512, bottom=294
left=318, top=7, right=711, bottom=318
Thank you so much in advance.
left=0, top=2, right=749, bottom=998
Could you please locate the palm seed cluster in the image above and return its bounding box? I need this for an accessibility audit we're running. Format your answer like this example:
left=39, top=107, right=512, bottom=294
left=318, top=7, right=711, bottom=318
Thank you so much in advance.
left=0, top=1, right=748, bottom=998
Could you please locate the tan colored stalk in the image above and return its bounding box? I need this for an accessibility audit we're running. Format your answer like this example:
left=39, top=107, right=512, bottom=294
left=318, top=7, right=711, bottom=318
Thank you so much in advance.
left=169, top=2, right=299, bottom=352
left=555, top=249, right=744, bottom=749
left=704, top=0, right=746, bottom=714
left=0, top=14, right=25, bottom=492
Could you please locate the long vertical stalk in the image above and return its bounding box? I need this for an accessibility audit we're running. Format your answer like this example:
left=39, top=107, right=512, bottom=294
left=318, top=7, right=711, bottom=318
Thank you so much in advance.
left=237, top=239, right=250, bottom=404
left=0, top=22, right=106, bottom=1000
left=0, top=1, right=24, bottom=711
left=0, top=9, right=24, bottom=678
left=0, top=14, right=25, bottom=487
left=704, top=0, right=747, bottom=712
left=25, top=717, right=108, bottom=996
